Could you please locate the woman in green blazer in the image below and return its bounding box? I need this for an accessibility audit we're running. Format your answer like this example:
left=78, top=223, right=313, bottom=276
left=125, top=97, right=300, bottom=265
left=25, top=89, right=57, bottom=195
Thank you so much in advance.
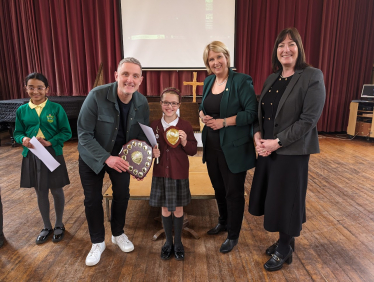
left=14, top=73, right=72, bottom=244
left=199, top=41, right=258, bottom=253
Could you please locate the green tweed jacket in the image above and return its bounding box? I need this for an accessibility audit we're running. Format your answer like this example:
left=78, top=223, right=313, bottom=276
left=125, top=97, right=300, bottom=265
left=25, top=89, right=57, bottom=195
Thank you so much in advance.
left=77, top=82, right=150, bottom=174
left=199, top=68, right=258, bottom=173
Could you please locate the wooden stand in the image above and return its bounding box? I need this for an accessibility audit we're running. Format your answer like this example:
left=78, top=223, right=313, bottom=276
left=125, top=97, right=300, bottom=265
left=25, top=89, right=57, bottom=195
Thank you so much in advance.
left=347, top=101, right=374, bottom=138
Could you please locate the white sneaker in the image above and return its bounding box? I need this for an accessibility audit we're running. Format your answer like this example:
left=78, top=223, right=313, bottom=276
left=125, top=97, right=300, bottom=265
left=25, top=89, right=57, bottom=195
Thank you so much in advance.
left=85, top=241, right=106, bottom=266
left=112, top=234, right=134, bottom=252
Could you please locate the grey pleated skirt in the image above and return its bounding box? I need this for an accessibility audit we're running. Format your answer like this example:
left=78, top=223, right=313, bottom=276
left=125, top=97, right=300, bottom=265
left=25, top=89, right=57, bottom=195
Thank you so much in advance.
left=149, top=177, right=191, bottom=211
left=20, top=147, right=70, bottom=191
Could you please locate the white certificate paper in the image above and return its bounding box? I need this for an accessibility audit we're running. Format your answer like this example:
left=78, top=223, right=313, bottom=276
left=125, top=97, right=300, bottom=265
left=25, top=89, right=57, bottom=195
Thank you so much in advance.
left=138, top=122, right=157, bottom=147
left=29, top=137, right=60, bottom=172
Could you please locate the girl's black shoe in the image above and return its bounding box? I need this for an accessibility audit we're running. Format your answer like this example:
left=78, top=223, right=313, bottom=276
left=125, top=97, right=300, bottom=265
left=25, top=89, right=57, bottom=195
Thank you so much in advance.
left=161, top=243, right=173, bottom=260
left=174, top=245, right=184, bottom=261
left=52, top=226, right=65, bottom=243
left=36, top=228, right=53, bottom=245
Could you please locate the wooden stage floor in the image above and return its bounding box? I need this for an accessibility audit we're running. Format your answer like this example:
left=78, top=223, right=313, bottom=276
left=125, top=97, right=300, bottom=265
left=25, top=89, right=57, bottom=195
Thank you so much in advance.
left=0, top=135, right=373, bottom=281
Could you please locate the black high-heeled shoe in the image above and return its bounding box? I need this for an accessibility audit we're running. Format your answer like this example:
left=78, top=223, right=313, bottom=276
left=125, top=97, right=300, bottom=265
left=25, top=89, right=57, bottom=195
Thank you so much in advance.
left=265, top=237, right=295, bottom=256
left=264, top=246, right=293, bottom=272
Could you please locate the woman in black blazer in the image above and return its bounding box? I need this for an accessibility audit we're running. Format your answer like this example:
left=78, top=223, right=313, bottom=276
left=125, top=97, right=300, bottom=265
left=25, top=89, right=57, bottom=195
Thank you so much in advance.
left=248, top=27, right=325, bottom=271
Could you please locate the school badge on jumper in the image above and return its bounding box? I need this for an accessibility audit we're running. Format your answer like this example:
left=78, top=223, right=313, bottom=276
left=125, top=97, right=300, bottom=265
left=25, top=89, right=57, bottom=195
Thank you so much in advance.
left=47, top=114, right=54, bottom=123
left=118, top=139, right=153, bottom=179
left=155, top=126, right=159, bottom=140
left=163, top=126, right=180, bottom=148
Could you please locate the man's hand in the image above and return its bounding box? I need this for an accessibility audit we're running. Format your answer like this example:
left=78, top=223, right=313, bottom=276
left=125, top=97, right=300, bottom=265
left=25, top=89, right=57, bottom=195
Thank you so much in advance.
left=105, top=156, right=129, bottom=173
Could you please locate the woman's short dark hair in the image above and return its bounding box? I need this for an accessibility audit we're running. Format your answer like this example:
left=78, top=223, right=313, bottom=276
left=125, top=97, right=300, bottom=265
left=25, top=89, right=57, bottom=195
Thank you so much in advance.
left=271, top=27, right=309, bottom=72
left=24, top=72, right=49, bottom=88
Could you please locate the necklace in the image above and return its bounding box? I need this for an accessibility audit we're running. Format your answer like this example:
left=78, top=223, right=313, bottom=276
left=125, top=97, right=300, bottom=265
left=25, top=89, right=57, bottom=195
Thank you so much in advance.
left=280, top=72, right=294, bottom=78
left=280, top=73, right=293, bottom=81
left=216, top=76, right=228, bottom=86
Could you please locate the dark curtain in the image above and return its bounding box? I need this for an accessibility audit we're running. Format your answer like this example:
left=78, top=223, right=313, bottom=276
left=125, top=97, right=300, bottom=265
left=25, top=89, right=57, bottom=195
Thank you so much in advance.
left=0, top=0, right=38, bottom=100
left=236, top=0, right=374, bottom=132
left=0, top=0, right=121, bottom=98
left=139, top=70, right=207, bottom=97
left=0, top=0, right=373, bottom=132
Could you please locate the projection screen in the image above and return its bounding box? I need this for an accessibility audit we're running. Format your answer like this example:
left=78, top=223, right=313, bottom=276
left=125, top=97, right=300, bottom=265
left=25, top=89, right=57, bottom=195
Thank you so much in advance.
left=120, top=0, right=236, bottom=69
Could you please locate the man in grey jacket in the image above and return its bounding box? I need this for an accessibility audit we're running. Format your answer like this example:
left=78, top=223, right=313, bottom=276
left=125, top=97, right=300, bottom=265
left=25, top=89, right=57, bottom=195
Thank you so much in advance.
left=78, top=57, right=150, bottom=266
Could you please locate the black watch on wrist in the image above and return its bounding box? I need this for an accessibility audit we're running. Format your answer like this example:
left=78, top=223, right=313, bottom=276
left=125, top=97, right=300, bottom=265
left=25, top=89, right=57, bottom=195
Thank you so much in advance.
left=276, top=138, right=282, bottom=147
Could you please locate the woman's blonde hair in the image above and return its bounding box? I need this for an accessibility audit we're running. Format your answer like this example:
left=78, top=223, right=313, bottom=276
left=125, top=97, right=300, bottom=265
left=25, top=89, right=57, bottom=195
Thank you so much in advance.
left=203, top=41, right=231, bottom=74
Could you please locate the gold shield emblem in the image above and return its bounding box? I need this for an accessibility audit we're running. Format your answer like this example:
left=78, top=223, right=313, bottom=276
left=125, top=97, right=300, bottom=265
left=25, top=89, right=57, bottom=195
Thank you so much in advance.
left=166, top=128, right=179, bottom=145
left=163, top=126, right=181, bottom=148
left=131, top=151, right=143, bottom=165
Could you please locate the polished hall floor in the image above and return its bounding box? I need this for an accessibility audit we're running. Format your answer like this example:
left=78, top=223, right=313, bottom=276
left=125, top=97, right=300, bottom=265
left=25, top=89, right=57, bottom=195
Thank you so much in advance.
left=0, top=134, right=373, bottom=281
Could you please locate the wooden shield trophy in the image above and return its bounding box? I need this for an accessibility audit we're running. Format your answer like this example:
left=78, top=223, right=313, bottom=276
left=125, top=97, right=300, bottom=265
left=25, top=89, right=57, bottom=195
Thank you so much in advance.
left=163, top=126, right=180, bottom=148
left=118, top=139, right=153, bottom=179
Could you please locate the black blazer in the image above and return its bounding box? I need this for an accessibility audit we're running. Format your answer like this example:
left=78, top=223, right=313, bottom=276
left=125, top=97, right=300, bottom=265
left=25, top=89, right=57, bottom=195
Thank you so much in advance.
left=254, top=67, right=325, bottom=155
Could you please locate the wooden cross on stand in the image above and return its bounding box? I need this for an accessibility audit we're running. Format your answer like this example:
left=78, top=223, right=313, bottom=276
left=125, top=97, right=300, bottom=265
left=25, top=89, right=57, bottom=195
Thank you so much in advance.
left=183, top=72, right=204, bottom=102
